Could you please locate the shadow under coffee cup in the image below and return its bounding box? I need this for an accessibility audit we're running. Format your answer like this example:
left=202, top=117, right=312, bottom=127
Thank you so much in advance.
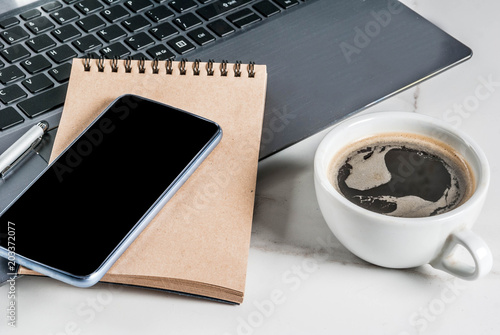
left=314, top=111, right=492, bottom=280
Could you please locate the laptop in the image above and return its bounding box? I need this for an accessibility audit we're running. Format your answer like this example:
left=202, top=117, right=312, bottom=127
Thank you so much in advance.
left=0, top=0, right=471, bottom=211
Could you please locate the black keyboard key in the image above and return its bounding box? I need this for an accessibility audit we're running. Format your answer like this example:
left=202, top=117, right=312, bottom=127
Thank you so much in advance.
left=272, top=0, right=298, bottom=9
left=149, top=22, right=178, bottom=40
left=76, top=14, right=106, bottom=32
left=1, top=26, right=30, bottom=45
left=0, top=84, right=27, bottom=105
left=52, top=24, right=82, bottom=42
left=26, top=34, right=57, bottom=53
left=145, top=6, right=174, bottom=22
left=25, top=17, right=55, bottom=35
left=51, top=7, right=80, bottom=24
left=63, top=0, right=80, bottom=3
left=253, top=0, right=280, bottom=17
left=101, top=0, right=121, bottom=4
left=101, top=5, right=130, bottom=23
left=0, top=17, right=19, bottom=29
left=207, top=19, right=234, bottom=37
left=125, top=0, right=154, bottom=13
left=197, top=0, right=252, bottom=21
left=230, top=12, right=260, bottom=28
left=187, top=27, right=215, bottom=45
left=75, top=0, right=104, bottom=15
left=146, top=44, right=175, bottom=60
left=100, top=42, right=131, bottom=58
left=48, top=63, right=72, bottom=82
left=42, top=1, right=63, bottom=13
left=84, top=51, right=99, bottom=60
left=122, top=15, right=151, bottom=32
left=167, top=36, right=195, bottom=54
left=0, top=107, right=24, bottom=130
left=97, top=24, right=127, bottom=43
left=125, top=32, right=155, bottom=50
left=0, top=45, right=31, bottom=63
left=169, top=0, right=197, bottom=13
left=21, top=55, right=52, bottom=74
left=18, top=83, right=68, bottom=118
left=174, top=13, right=202, bottom=31
left=0, top=60, right=4, bottom=69
left=130, top=53, right=146, bottom=60
left=47, top=45, right=77, bottom=63
left=20, top=9, right=41, bottom=21
left=22, top=73, right=54, bottom=93
left=0, top=66, right=26, bottom=85
left=227, top=8, right=252, bottom=22
left=72, top=35, right=103, bottom=52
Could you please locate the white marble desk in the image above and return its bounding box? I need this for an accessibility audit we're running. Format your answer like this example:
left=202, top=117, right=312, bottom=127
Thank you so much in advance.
left=2, top=0, right=500, bottom=334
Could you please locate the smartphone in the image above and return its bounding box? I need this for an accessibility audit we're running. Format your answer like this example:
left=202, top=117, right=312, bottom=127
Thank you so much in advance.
left=0, top=94, right=222, bottom=287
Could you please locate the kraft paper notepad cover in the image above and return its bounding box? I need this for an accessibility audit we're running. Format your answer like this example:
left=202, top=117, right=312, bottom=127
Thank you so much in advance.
left=19, top=58, right=267, bottom=304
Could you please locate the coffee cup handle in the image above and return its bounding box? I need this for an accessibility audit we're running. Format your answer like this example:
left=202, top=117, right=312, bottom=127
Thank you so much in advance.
left=430, top=230, right=493, bottom=280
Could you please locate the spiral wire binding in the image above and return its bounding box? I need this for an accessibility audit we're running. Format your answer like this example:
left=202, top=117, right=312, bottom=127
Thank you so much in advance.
left=179, top=58, right=187, bottom=75
left=234, top=61, right=242, bottom=77
left=220, top=60, right=228, bottom=77
left=248, top=62, right=255, bottom=78
left=138, top=58, right=146, bottom=73
left=83, top=57, right=91, bottom=71
left=207, top=59, right=215, bottom=76
left=193, top=59, right=201, bottom=76
left=111, top=56, right=119, bottom=72
left=97, top=56, right=105, bottom=72
left=152, top=58, right=159, bottom=74
left=81, top=56, right=256, bottom=77
left=166, top=59, right=173, bottom=74
left=124, top=56, right=132, bottom=73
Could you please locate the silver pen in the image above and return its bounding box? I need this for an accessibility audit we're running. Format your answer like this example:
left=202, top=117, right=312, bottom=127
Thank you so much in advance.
left=0, top=121, right=49, bottom=178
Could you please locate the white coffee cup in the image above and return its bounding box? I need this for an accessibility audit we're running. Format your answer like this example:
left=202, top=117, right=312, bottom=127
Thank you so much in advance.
left=314, top=111, right=492, bottom=280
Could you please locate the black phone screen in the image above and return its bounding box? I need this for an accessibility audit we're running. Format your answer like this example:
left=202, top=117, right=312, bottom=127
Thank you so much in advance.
left=0, top=95, right=220, bottom=277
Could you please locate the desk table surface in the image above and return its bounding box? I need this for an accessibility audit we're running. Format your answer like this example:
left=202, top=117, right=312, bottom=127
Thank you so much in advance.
left=2, top=0, right=500, bottom=334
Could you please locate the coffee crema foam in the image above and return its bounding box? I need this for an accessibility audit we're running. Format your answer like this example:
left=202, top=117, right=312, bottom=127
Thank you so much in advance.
left=329, top=133, right=475, bottom=218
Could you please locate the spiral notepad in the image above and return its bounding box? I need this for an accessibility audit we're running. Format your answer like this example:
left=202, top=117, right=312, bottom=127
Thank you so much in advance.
left=19, top=57, right=268, bottom=304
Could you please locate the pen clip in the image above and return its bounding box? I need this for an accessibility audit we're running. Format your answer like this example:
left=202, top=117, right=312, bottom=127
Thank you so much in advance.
left=0, top=121, right=49, bottom=178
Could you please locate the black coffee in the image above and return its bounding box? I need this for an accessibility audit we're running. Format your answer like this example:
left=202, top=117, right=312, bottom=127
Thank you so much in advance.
left=329, top=133, right=474, bottom=218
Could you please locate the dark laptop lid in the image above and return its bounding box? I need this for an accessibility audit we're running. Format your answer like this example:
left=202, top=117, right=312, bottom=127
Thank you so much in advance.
left=191, top=0, right=471, bottom=158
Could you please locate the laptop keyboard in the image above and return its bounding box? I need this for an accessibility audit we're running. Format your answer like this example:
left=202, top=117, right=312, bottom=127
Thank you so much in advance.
left=0, top=0, right=309, bottom=131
